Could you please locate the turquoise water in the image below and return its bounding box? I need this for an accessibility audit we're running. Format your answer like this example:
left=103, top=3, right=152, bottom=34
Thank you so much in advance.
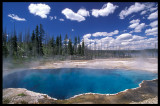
left=3, top=68, right=157, bottom=99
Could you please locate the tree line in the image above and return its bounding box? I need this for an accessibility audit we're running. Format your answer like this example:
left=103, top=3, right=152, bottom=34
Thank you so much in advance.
left=3, top=24, right=157, bottom=60
left=2, top=24, right=85, bottom=60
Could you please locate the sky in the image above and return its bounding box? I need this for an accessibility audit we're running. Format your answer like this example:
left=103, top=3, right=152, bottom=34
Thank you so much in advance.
left=3, top=2, right=158, bottom=50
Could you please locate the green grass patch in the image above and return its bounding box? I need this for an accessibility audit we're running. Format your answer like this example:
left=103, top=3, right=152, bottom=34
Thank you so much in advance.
left=17, top=93, right=27, bottom=97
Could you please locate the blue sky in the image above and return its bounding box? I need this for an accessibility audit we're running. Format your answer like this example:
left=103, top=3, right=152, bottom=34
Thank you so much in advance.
left=3, top=2, right=158, bottom=50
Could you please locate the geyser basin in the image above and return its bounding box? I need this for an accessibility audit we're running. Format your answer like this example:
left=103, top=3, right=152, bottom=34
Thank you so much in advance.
left=3, top=68, right=157, bottom=100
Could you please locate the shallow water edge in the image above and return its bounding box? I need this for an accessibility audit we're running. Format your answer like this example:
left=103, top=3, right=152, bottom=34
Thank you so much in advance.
left=3, top=78, right=158, bottom=104
left=65, top=78, right=158, bottom=100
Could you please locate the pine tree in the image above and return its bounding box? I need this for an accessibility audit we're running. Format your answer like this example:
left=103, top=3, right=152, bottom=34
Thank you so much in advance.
left=3, top=44, right=8, bottom=58
left=2, top=28, right=7, bottom=45
left=18, top=32, right=22, bottom=43
left=81, top=40, right=85, bottom=56
left=31, top=31, right=35, bottom=43
left=77, top=35, right=81, bottom=55
left=8, top=32, right=13, bottom=57
left=78, top=35, right=80, bottom=45
left=74, top=36, right=77, bottom=55
left=64, top=34, right=68, bottom=55
left=3, top=24, right=89, bottom=59
left=2, top=29, right=8, bottom=58
left=17, top=32, right=25, bottom=58
left=56, top=35, right=59, bottom=55
left=11, top=35, right=18, bottom=57
left=48, top=36, right=55, bottom=56
left=68, top=39, right=73, bottom=55
left=52, top=36, right=56, bottom=55
left=10, top=24, right=18, bottom=58
left=35, top=25, right=39, bottom=56
left=23, top=29, right=30, bottom=57
left=39, top=24, right=44, bottom=56
left=78, top=44, right=81, bottom=55
left=31, top=30, right=36, bottom=57
left=27, top=29, right=32, bottom=57
left=59, top=34, right=62, bottom=55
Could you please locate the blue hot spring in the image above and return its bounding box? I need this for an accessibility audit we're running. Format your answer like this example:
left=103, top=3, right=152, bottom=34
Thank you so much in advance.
left=3, top=68, right=157, bottom=100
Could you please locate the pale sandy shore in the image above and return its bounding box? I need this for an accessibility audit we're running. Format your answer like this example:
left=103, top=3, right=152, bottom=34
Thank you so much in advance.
left=30, top=58, right=158, bottom=73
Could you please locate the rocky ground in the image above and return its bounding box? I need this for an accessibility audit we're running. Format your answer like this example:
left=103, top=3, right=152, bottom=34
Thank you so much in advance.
left=3, top=58, right=158, bottom=104
left=3, top=88, right=56, bottom=104
left=130, top=96, right=158, bottom=104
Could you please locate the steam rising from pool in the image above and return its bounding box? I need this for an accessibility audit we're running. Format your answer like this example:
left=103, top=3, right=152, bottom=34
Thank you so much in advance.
left=3, top=68, right=157, bottom=100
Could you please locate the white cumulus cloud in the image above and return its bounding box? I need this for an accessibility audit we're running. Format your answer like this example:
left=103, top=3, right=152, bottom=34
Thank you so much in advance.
left=128, top=19, right=146, bottom=32
left=62, top=8, right=85, bottom=22
left=119, top=2, right=146, bottom=19
left=82, top=30, right=119, bottom=49
left=140, top=10, right=147, bottom=15
left=131, top=35, right=146, bottom=41
left=134, top=23, right=146, bottom=32
left=145, top=27, right=158, bottom=36
left=129, top=23, right=139, bottom=28
left=91, top=2, right=118, bottom=17
left=129, top=19, right=140, bottom=24
left=82, top=31, right=156, bottom=50
left=8, top=14, right=26, bottom=21
left=77, top=8, right=90, bottom=17
left=83, top=34, right=91, bottom=39
left=150, top=7, right=157, bottom=12
left=148, top=11, right=158, bottom=20
left=150, top=20, right=158, bottom=28
left=28, top=3, right=51, bottom=18
left=92, top=30, right=119, bottom=37
left=92, top=32, right=108, bottom=37
left=116, top=33, right=132, bottom=41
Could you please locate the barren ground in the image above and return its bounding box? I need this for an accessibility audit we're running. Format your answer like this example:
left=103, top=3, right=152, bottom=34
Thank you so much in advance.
left=31, top=58, right=158, bottom=73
